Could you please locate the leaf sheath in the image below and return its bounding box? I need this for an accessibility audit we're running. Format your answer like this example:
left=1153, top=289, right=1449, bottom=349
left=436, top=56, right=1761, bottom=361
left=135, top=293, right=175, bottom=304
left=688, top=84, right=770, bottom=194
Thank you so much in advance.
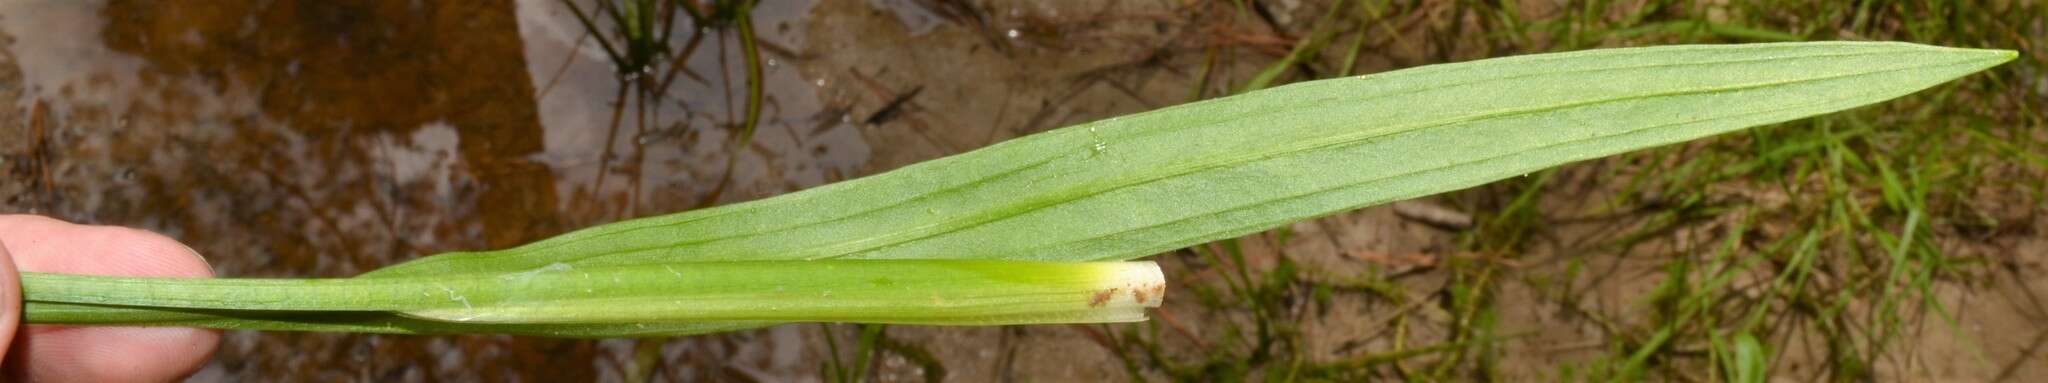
left=25, top=260, right=1164, bottom=325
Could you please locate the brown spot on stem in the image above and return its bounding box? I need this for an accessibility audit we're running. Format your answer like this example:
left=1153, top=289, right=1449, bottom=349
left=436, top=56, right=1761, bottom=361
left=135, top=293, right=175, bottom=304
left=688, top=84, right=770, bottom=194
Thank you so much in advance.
left=1089, top=288, right=1118, bottom=307
left=1133, top=288, right=1148, bottom=304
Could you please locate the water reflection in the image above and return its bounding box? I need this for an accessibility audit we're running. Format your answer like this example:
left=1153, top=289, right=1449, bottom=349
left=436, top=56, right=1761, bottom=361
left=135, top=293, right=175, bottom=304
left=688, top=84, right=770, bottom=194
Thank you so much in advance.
left=514, top=0, right=867, bottom=225
left=1, top=0, right=853, bottom=380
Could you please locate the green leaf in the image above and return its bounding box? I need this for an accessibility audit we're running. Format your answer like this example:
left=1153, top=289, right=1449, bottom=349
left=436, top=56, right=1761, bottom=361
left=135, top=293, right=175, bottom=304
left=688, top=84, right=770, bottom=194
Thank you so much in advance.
left=373, top=42, right=2012, bottom=275
left=1732, top=332, right=1767, bottom=383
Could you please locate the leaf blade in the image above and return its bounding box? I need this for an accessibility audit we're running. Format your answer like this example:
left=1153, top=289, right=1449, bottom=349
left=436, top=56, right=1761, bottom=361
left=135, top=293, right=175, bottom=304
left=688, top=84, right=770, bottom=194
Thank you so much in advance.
left=375, top=42, right=2013, bottom=274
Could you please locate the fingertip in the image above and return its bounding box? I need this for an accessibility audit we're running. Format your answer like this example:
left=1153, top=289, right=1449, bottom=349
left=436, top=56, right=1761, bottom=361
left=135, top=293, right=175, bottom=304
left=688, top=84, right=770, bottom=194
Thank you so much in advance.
left=0, top=216, right=214, bottom=278
left=100, top=226, right=215, bottom=279
left=7, top=326, right=218, bottom=382
left=0, top=236, right=19, bottom=362
left=0, top=216, right=220, bottom=381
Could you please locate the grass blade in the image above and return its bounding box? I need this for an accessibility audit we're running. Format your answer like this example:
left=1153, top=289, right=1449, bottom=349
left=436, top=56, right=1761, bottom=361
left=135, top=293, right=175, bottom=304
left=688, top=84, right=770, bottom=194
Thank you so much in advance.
left=21, top=42, right=2014, bottom=337
left=375, top=42, right=2014, bottom=275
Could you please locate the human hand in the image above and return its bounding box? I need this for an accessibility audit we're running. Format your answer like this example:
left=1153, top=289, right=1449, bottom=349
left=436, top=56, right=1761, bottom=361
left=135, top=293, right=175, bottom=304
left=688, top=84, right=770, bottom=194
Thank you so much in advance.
left=0, top=215, right=219, bottom=382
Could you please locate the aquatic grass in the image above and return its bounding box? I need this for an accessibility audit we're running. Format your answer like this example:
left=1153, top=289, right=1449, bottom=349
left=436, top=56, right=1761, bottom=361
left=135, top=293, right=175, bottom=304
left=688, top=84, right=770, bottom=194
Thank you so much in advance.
left=1240, top=0, right=1349, bottom=93
left=561, top=0, right=679, bottom=75
left=17, top=42, right=2014, bottom=338
left=556, top=0, right=771, bottom=238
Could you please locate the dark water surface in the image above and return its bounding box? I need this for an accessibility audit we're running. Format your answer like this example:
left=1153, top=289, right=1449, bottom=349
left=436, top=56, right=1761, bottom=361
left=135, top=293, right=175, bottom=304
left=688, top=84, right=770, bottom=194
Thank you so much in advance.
left=0, top=0, right=1243, bottom=380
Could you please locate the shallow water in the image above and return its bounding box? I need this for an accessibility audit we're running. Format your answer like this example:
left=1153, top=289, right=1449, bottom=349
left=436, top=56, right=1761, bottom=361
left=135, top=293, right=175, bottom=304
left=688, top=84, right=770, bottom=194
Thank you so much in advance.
left=0, top=0, right=864, bottom=380
left=0, top=0, right=1247, bottom=380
